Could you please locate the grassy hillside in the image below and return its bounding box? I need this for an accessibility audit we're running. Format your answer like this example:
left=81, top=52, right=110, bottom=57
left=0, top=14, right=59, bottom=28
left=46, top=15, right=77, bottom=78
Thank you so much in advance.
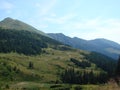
left=0, top=47, right=116, bottom=89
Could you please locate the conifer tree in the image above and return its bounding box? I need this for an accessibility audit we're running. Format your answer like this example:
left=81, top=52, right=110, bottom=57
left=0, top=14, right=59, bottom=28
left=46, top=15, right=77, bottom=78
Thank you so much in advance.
left=116, top=55, right=120, bottom=76
left=28, top=61, right=34, bottom=69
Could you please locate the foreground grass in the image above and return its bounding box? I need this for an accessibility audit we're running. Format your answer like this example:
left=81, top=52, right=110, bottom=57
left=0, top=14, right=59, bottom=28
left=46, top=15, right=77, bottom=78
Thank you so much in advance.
left=1, top=82, right=120, bottom=90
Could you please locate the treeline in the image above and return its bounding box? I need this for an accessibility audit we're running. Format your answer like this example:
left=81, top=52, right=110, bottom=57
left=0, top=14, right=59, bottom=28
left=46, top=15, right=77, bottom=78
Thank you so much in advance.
left=60, top=68, right=108, bottom=84
left=82, top=52, right=117, bottom=76
left=70, top=58, right=91, bottom=68
left=115, top=56, right=120, bottom=84
left=116, top=56, right=120, bottom=76
left=0, top=28, right=47, bottom=55
left=0, top=28, right=61, bottom=55
left=60, top=55, right=120, bottom=84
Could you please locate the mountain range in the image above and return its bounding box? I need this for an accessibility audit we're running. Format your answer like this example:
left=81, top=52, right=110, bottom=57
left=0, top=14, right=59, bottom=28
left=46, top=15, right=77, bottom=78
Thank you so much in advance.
left=0, top=17, right=118, bottom=89
left=48, top=33, right=120, bottom=60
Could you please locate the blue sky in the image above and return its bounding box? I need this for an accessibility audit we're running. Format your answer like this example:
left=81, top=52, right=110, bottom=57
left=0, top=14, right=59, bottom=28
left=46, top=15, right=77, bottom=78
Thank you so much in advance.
left=0, top=0, right=120, bottom=43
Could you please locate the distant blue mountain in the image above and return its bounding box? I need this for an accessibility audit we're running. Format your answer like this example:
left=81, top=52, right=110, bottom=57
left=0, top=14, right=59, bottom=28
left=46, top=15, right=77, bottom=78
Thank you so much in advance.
left=48, top=33, right=120, bottom=60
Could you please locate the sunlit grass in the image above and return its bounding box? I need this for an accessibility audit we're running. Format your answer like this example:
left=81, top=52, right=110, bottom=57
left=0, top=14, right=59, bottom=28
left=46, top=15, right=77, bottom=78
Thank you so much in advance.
left=0, top=48, right=117, bottom=90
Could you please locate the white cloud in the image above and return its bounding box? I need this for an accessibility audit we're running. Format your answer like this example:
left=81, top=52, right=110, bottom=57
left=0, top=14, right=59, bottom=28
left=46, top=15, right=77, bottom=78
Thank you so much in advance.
left=39, top=24, right=48, bottom=28
left=50, top=13, right=56, bottom=17
left=0, top=0, right=14, bottom=14
left=60, top=18, right=120, bottom=43
left=0, top=1, right=13, bottom=12
left=44, top=13, right=77, bottom=24
left=35, top=0, right=57, bottom=16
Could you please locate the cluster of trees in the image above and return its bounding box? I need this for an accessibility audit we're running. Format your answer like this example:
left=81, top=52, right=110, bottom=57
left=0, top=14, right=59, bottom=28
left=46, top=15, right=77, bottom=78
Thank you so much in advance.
left=54, top=45, right=73, bottom=51
left=83, top=52, right=117, bottom=76
left=60, top=55, right=120, bottom=84
left=70, top=58, right=91, bottom=68
left=113, top=56, right=120, bottom=84
left=116, top=56, right=120, bottom=76
left=60, top=68, right=108, bottom=84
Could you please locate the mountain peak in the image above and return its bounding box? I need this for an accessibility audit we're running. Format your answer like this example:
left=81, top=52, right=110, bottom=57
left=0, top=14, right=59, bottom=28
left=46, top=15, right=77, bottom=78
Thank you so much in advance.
left=0, top=17, right=25, bottom=29
left=3, top=17, right=15, bottom=21
left=0, top=17, right=47, bottom=36
left=0, top=17, right=32, bottom=30
left=1, top=17, right=17, bottom=25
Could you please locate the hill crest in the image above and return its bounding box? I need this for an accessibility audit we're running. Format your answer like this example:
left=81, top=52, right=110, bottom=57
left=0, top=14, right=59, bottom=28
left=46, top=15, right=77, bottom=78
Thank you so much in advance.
left=0, top=17, right=47, bottom=36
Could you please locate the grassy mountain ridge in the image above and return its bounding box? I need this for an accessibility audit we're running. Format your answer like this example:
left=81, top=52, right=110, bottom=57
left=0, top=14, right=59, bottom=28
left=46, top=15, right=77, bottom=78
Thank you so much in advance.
left=0, top=17, right=47, bottom=36
left=48, top=33, right=120, bottom=60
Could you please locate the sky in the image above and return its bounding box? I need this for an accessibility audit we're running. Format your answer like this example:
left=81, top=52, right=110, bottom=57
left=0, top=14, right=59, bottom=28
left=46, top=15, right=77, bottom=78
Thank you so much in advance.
left=0, top=0, right=120, bottom=44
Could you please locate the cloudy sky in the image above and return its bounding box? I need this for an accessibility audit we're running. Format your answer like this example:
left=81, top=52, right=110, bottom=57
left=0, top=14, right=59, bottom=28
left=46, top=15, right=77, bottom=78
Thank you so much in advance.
left=0, top=0, right=120, bottom=43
